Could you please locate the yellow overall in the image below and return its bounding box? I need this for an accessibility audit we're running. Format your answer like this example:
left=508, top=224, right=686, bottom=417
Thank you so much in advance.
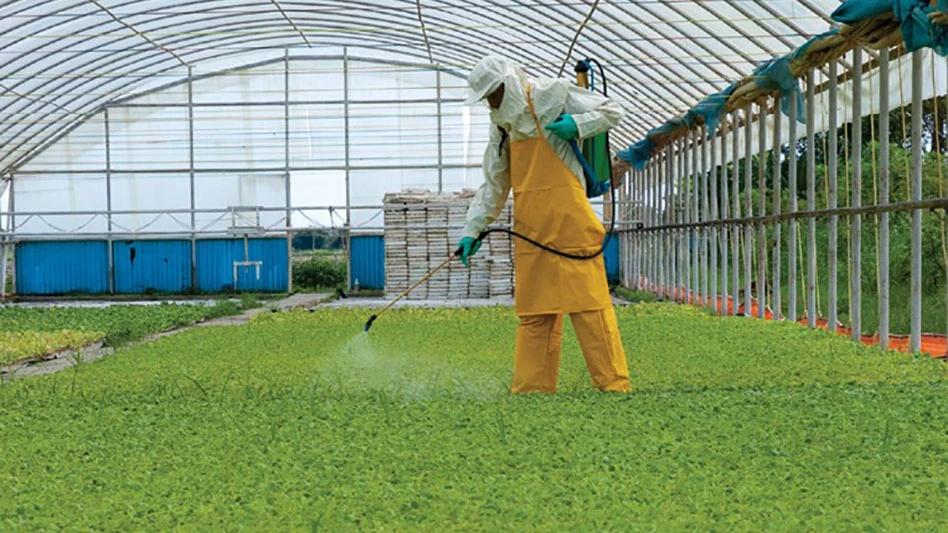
left=508, top=87, right=631, bottom=393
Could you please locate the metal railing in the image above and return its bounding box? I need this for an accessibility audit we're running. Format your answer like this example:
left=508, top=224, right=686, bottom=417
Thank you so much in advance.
left=616, top=47, right=947, bottom=356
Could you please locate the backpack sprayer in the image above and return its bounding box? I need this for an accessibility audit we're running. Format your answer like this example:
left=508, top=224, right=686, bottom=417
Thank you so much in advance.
left=364, top=59, right=619, bottom=332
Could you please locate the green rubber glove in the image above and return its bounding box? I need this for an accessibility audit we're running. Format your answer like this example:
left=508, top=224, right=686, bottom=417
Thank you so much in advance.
left=544, top=114, right=578, bottom=141
left=457, top=237, right=482, bottom=267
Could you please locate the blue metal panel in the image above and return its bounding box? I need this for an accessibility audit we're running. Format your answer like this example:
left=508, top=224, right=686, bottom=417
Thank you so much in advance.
left=113, top=240, right=191, bottom=294
left=350, top=235, right=385, bottom=290
left=604, top=234, right=620, bottom=284
left=16, top=241, right=108, bottom=295
left=195, top=238, right=288, bottom=293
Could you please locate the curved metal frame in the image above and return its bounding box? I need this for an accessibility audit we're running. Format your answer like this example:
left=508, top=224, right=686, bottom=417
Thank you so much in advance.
left=1, top=0, right=841, bottom=174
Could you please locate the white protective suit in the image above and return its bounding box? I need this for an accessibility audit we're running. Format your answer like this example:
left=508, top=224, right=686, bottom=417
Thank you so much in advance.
left=461, top=56, right=625, bottom=240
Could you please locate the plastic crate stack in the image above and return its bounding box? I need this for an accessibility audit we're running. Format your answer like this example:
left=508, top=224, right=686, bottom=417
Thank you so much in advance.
left=384, top=189, right=514, bottom=300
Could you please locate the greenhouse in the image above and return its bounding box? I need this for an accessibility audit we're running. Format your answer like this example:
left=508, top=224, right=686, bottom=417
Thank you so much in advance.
left=1, top=1, right=947, bottom=530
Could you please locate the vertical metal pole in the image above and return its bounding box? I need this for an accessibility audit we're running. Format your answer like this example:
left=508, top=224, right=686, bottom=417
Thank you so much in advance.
left=744, top=105, right=753, bottom=315
left=655, top=155, right=662, bottom=296
left=104, top=106, right=114, bottom=294
left=678, top=140, right=685, bottom=302
left=721, top=121, right=729, bottom=315
left=683, top=137, right=691, bottom=303
left=1, top=178, right=8, bottom=302
left=0, top=186, right=5, bottom=302
left=343, top=48, right=352, bottom=292
left=773, top=98, right=782, bottom=319
left=7, top=174, right=13, bottom=297
left=666, top=145, right=674, bottom=300
left=701, top=126, right=709, bottom=308
left=851, top=47, right=863, bottom=340
left=757, top=102, right=767, bottom=319
left=878, top=48, right=890, bottom=349
left=188, top=66, right=197, bottom=293
left=642, top=166, right=648, bottom=291
left=436, top=69, right=444, bottom=193
left=910, top=50, right=923, bottom=353
left=630, top=170, right=635, bottom=289
left=637, top=168, right=644, bottom=290
left=828, top=60, right=839, bottom=333
left=788, top=92, right=799, bottom=322
left=626, top=170, right=633, bottom=288
left=285, top=49, right=293, bottom=294
left=646, top=163, right=653, bottom=292
left=710, top=127, right=719, bottom=313
left=731, top=111, right=740, bottom=316
left=658, top=151, right=666, bottom=299
left=806, top=71, right=817, bottom=328
left=621, top=172, right=628, bottom=287
left=693, top=129, right=700, bottom=304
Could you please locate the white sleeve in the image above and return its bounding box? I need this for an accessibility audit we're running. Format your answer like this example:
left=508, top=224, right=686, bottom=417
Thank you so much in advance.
left=565, top=84, right=625, bottom=140
left=462, top=125, right=511, bottom=240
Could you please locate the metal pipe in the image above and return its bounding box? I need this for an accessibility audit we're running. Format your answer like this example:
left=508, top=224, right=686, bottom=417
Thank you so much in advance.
left=773, top=96, right=782, bottom=319
left=710, top=125, right=719, bottom=313
left=910, top=50, right=923, bottom=352
left=757, top=101, right=767, bottom=319
left=788, top=90, right=798, bottom=322
left=105, top=107, right=114, bottom=295
left=658, top=147, right=671, bottom=299
left=721, top=119, right=729, bottom=315
left=806, top=71, right=817, bottom=328
left=878, top=48, right=890, bottom=349
left=851, top=47, right=863, bottom=341
left=731, top=110, right=740, bottom=316
left=693, top=129, right=700, bottom=305
left=744, top=104, right=753, bottom=315
left=436, top=70, right=444, bottom=193
left=668, top=144, right=675, bottom=301
left=668, top=143, right=675, bottom=300
left=654, top=158, right=660, bottom=295
left=683, top=137, right=691, bottom=304
left=188, top=65, right=196, bottom=293
left=637, top=168, right=644, bottom=290
left=828, top=60, right=839, bottom=332
left=701, top=125, right=709, bottom=308
left=678, top=140, right=686, bottom=302
left=284, top=49, right=293, bottom=294
left=343, top=48, right=352, bottom=292
left=621, top=199, right=948, bottom=233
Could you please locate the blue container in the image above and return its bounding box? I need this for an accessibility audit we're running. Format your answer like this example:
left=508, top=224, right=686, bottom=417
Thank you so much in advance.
left=350, top=234, right=384, bottom=290
left=195, top=238, right=288, bottom=293
left=113, top=240, right=191, bottom=294
left=16, top=240, right=108, bottom=295
left=603, top=233, right=620, bottom=284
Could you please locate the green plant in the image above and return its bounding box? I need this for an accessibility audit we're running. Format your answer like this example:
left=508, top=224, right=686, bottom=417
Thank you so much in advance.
left=0, top=302, right=243, bottom=365
left=0, top=304, right=944, bottom=530
left=292, top=256, right=346, bottom=290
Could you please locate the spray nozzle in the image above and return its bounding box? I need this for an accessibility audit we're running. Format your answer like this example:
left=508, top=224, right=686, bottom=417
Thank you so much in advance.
left=364, top=314, right=378, bottom=332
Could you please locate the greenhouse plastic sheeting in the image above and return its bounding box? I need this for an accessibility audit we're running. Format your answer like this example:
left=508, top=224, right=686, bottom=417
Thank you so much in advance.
left=0, top=0, right=859, bottom=176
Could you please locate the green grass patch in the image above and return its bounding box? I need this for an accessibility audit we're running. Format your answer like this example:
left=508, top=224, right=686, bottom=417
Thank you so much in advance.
left=0, top=304, right=945, bottom=530
left=0, top=330, right=103, bottom=366
left=0, top=301, right=243, bottom=363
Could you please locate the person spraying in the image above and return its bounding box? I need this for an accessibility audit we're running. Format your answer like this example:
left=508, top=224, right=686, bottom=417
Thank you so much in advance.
left=459, top=55, right=631, bottom=394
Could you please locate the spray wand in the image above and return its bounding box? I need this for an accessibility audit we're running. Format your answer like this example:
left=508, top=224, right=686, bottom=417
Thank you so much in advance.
left=364, top=245, right=466, bottom=332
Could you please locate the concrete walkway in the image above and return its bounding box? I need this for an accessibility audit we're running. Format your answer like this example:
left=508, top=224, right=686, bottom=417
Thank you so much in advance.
left=1, top=292, right=330, bottom=382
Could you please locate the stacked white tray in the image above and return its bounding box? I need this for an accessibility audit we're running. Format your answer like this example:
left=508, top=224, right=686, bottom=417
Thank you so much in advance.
left=384, top=188, right=515, bottom=300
